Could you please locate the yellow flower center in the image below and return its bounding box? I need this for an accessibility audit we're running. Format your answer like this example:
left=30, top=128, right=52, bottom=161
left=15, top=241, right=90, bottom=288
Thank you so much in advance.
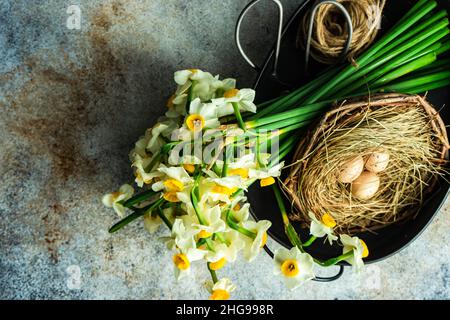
left=163, top=179, right=184, bottom=192
left=223, top=88, right=239, bottom=98
left=173, top=253, right=190, bottom=270
left=281, top=259, right=300, bottom=277
left=209, top=258, right=227, bottom=271
left=183, top=164, right=196, bottom=174
left=163, top=191, right=180, bottom=203
left=260, top=177, right=275, bottom=187
left=212, top=185, right=237, bottom=196
left=228, top=168, right=249, bottom=179
left=186, top=114, right=205, bottom=131
left=110, top=191, right=121, bottom=201
left=166, top=94, right=176, bottom=108
left=321, top=213, right=337, bottom=228
left=188, top=68, right=199, bottom=74
left=233, top=203, right=241, bottom=211
left=360, top=239, right=369, bottom=258
left=210, top=289, right=230, bottom=300
left=198, top=230, right=212, bottom=239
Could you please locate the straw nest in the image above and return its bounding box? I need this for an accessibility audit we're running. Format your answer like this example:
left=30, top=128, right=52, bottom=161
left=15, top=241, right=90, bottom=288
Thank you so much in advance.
left=283, top=93, right=449, bottom=235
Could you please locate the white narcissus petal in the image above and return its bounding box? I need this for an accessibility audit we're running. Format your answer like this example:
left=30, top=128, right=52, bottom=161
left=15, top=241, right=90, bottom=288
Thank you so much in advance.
left=171, top=126, right=192, bottom=142
left=157, top=165, right=192, bottom=185
left=200, top=102, right=219, bottom=120
left=189, top=98, right=203, bottom=115
left=102, top=194, right=115, bottom=208
left=221, top=78, right=236, bottom=91
left=212, top=278, right=236, bottom=293
left=248, top=162, right=284, bottom=179
left=340, top=234, right=365, bottom=271
left=242, top=220, right=271, bottom=262
left=174, top=266, right=190, bottom=281
left=238, top=88, right=256, bottom=102
left=240, top=100, right=257, bottom=113
left=204, top=119, right=221, bottom=129
left=207, top=176, right=247, bottom=190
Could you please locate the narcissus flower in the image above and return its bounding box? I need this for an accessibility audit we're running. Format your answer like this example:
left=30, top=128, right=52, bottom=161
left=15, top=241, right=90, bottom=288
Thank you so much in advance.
left=213, top=88, right=257, bottom=114
left=208, top=278, right=236, bottom=300
left=131, top=153, right=163, bottom=187
left=273, top=247, right=315, bottom=290
left=102, top=184, right=134, bottom=218
left=308, top=212, right=338, bottom=245
left=340, top=234, right=369, bottom=271
left=241, top=220, right=271, bottom=262
left=166, top=219, right=207, bottom=280
left=249, top=162, right=284, bottom=187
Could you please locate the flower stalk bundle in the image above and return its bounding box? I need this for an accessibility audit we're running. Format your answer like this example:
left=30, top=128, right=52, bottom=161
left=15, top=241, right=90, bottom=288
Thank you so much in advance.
left=103, top=0, right=450, bottom=298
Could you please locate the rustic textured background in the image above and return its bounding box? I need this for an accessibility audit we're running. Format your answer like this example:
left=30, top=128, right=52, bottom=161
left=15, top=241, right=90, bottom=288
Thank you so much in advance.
left=1, top=0, right=449, bottom=299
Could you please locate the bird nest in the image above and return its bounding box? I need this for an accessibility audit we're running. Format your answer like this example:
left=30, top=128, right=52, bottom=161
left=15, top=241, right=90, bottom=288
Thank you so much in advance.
left=283, top=93, right=449, bottom=235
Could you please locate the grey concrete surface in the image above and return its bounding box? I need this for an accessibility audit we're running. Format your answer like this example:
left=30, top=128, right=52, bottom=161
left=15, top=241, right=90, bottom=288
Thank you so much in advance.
left=1, top=0, right=449, bottom=300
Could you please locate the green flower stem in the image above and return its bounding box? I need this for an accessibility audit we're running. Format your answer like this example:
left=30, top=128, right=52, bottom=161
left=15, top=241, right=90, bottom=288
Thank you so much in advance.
left=221, top=151, right=228, bottom=178
left=157, top=206, right=173, bottom=229
left=191, top=175, right=216, bottom=251
left=109, top=197, right=165, bottom=233
left=120, top=189, right=158, bottom=208
left=232, top=102, right=247, bottom=131
left=272, top=184, right=304, bottom=250
left=207, top=263, right=219, bottom=283
left=185, top=80, right=197, bottom=113
left=316, top=250, right=354, bottom=267
left=302, top=236, right=317, bottom=248
left=191, top=178, right=207, bottom=226
left=255, top=134, right=265, bottom=168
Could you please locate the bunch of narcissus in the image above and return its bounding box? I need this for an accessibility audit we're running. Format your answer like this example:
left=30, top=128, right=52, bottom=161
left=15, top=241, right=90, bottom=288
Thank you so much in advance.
left=103, top=69, right=370, bottom=299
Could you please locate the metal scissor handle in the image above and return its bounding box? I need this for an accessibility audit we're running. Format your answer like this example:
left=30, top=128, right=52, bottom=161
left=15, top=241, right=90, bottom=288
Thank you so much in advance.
left=235, top=0, right=284, bottom=76
left=263, top=245, right=345, bottom=282
left=305, top=0, right=353, bottom=72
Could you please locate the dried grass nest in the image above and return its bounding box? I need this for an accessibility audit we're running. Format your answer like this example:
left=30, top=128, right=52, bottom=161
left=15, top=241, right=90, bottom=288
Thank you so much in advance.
left=283, top=93, right=449, bottom=235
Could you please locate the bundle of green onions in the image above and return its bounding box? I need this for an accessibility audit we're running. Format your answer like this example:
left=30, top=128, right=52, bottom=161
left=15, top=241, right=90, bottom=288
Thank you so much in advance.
left=103, top=0, right=450, bottom=298
left=243, top=0, right=450, bottom=160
